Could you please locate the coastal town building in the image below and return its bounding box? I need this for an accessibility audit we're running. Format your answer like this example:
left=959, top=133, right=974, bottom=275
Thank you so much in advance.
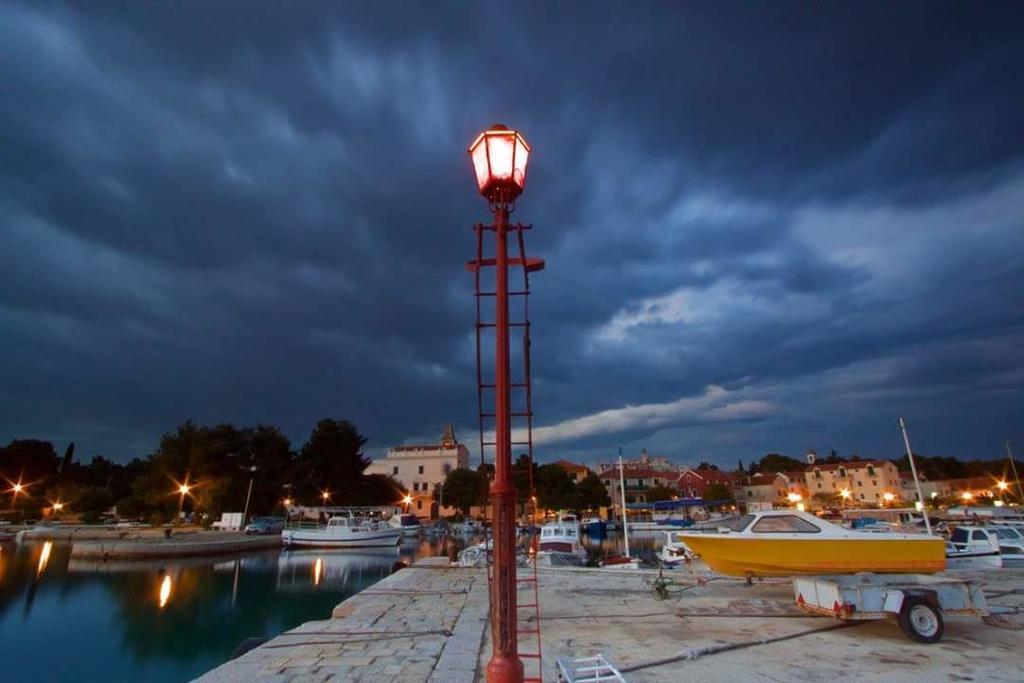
left=596, top=448, right=679, bottom=474
left=598, top=464, right=675, bottom=510
left=553, top=459, right=590, bottom=483
left=366, top=425, right=470, bottom=517
left=674, top=467, right=734, bottom=499
left=734, top=472, right=789, bottom=509
left=804, top=460, right=902, bottom=504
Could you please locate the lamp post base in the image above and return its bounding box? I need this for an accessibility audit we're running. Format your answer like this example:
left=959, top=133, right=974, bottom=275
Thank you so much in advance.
left=486, top=654, right=524, bottom=683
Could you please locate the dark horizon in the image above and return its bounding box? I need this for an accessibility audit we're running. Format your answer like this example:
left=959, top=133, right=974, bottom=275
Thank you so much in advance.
left=1, top=2, right=1022, bottom=466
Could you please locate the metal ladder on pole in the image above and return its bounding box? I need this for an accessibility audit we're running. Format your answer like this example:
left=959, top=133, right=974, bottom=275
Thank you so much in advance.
left=468, top=220, right=544, bottom=683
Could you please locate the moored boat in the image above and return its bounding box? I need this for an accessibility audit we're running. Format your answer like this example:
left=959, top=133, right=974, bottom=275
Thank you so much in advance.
left=581, top=516, right=607, bottom=536
left=388, top=513, right=423, bottom=537
left=945, top=526, right=1003, bottom=569
left=535, top=519, right=586, bottom=566
left=676, top=510, right=945, bottom=577
left=282, top=512, right=402, bottom=548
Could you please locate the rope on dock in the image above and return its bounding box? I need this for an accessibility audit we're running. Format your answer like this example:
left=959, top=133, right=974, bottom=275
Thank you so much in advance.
left=616, top=621, right=861, bottom=674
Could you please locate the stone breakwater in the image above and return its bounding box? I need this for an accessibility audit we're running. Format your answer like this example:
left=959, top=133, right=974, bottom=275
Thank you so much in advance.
left=68, top=531, right=280, bottom=559
left=197, top=560, right=1024, bottom=682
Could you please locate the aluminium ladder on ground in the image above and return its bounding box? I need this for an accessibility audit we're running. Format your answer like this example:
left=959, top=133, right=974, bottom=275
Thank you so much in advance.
left=556, top=655, right=628, bottom=682
left=468, top=219, right=545, bottom=682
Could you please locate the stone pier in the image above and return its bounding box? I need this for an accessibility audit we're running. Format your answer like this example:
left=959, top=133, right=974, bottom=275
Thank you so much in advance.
left=197, top=561, right=1024, bottom=682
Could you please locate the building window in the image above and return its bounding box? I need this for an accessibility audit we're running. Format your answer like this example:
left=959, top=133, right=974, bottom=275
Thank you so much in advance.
left=860, top=493, right=866, bottom=500
left=872, top=480, right=877, bottom=486
left=817, top=483, right=822, bottom=489
left=838, top=468, right=846, bottom=477
left=443, top=463, right=452, bottom=475
left=857, top=481, right=862, bottom=487
left=867, top=466, right=875, bottom=476
left=416, top=499, right=422, bottom=510
left=814, top=470, right=821, bottom=479
left=393, top=466, right=399, bottom=475
left=654, top=479, right=660, bottom=485
left=413, top=482, right=419, bottom=491
left=418, top=465, right=424, bottom=475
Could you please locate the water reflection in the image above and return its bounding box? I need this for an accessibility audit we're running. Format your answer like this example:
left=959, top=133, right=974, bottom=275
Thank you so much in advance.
left=0, top=532, right=664, bottom=682
left=36, top=541, right=52, bottom=578
left=159, top=575, right=172, bottom=608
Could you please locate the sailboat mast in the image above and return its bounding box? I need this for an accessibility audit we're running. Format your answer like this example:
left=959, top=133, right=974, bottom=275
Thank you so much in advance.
left=619, top=454, right=630, bottom=559
left=1006, top=440, right=1024, bottom=503
left=899, top=417, right=932, bottom=535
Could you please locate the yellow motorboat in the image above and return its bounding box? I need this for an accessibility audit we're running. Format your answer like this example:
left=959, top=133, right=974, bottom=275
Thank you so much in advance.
left=677, top=510, right=945, bottom=577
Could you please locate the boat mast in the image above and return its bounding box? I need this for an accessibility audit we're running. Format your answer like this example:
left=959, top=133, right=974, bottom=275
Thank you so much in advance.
left=1006, top=440, right=1024, bottom=503
left=619, top=454, right=630, bottom=559
left=898, top=417, right=932, bottom=535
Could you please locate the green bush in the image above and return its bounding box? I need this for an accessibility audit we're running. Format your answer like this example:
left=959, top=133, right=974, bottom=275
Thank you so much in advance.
left=81, top=510, right=103, bottom=525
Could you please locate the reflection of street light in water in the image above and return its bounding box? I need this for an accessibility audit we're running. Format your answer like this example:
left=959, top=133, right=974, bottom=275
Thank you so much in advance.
left=159, top=575, right=172, bottom=608
left=37, top=541, right=53, bottom=578
left=313, top=558, right=323, bottom=587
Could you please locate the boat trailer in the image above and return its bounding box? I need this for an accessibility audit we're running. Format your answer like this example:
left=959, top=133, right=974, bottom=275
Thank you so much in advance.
left=793, top=573, right=989, bottom=643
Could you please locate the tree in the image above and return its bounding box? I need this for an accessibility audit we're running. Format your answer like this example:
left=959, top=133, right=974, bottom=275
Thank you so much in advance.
left=697, top=462, right=719, bottom=471
left=737, top=459, right=745, bottom=474
left=535, top=463, right=577, bottom=511
left=294, top=419, right=369, bottom=504
left=443, top=468, right=486, bottom=515
left=703, top=483, right=734, bottom=504
left=511, top=454, right=537, bottom=503
left=645, top=485, right=676, bottom=502
left=576, top=472, right=611, bottom=510
left=754, top=453, right=805, bottom=473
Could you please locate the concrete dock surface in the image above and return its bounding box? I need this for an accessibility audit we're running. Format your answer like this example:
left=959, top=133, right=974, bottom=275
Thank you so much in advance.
left=197, top=560, right=1024, bottom=682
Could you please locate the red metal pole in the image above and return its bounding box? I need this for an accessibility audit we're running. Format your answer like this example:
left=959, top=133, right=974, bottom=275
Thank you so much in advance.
left=486, top=205, right=523, bottom=683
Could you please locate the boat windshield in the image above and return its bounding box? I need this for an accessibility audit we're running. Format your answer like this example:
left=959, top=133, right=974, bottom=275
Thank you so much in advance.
left=950, top=528, right=969, bottom=543
left=994, top=528, right=1020, bottom=540
left=751, top=515, right=821, bottom=534
left=716, top=515, right=754, bottom=532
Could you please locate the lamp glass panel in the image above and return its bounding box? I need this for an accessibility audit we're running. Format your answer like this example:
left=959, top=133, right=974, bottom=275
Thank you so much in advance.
left=487, top=132, right=515, bottom=181
left=470, top=140, right=490, bottom=191
left=513, top=136, right=529, bottom=189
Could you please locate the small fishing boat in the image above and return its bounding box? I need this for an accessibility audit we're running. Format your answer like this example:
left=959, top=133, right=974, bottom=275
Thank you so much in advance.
left=658, top=530, right=698, bottom=566
left=581, top=516, right=607, bottom=536
left=676, top=510, right=945, bottom=577
left=992, top=526, right=1024, bottom=567
left=388, top=513, right=423, bottom=537
left=945, top=527, right=1003, bottom=569
left=282, top=512, right=402, bottom=548
left=535, top=519, right=586, bottom=566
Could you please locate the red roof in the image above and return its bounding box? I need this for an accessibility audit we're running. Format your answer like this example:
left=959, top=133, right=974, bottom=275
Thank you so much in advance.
left=746, top=473, right=784, bottom=486
left=598, top=466, right=668, bottom=480
left=553, top=459, right=590, bottom=474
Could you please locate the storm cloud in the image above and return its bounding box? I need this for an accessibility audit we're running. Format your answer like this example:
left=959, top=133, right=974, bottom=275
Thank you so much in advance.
left=1, top=1, right=1022, bottom=465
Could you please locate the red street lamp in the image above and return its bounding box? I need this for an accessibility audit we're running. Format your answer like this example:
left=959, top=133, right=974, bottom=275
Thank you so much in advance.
left=468, top=124, right=536, bottom=683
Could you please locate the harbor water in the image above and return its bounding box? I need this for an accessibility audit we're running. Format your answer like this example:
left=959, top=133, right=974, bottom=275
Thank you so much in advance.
left=0, top=530, right=663, bottom=682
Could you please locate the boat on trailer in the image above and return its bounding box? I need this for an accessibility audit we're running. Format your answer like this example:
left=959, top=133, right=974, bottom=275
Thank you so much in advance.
left=675, top=509, right=945, bottom=577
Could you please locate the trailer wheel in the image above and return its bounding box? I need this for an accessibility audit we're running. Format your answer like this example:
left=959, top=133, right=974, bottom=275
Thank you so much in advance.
left=898, top=597, right=943, bottom=643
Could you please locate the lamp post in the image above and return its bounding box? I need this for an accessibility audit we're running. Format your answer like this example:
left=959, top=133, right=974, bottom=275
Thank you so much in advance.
left=241, top=465, right=257, bottom=529
left=468, top=124, right=534, bottom=683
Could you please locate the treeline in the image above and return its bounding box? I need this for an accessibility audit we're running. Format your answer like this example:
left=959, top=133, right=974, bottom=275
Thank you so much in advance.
left=439, top=455, right=611, bottom=515
left=0, top=419, right=403, bottom=524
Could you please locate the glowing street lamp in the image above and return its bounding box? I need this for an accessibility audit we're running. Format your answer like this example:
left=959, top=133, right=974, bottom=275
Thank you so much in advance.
left=961, top=491, right=974, bottom=502
left=839, top=488, right=852, bottom=502
left=882, top=492, right=895, bottom=505
left=321, top=490, right=331, bottom=504
left=786, top=492, right=802, bottom=505
left=402, top=494, right=413, bottom=512
left=468, top=124, right=542, bottom=683
left=282, top=497, right=293, bottom=508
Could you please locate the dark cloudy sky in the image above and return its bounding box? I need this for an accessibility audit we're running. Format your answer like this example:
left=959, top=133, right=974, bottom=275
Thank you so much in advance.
left=2, top=2, right=1022, bottom=466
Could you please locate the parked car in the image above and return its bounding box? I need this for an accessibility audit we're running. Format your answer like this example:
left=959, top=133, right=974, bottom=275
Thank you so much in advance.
left=245, top=517, right=285, bottom=535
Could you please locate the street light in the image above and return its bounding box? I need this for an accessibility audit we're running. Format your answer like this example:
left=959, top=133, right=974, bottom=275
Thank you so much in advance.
left=961, top=491, right=973, bottom=502
left=839, top=488, right=852, bottom=503
left=242, top=465, right=258, bottom=529
left=403, top=494, right=413, bottom=512
left=321, top=490, right=331, bottom=504
left=468, top=124, right=539, bottom=683
left=882, top=492, right=895, bottom=505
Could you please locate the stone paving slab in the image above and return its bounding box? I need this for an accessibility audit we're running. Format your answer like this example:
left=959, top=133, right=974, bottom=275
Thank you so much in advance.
left=199, top=559, right=1024, bottom=683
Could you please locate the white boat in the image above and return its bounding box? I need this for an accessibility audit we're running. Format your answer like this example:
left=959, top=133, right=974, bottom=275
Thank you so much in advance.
left=991, top=525, right=1024, bottom=567
left=945, top=527, right=1002, bottom=569
left=535, top=520, right=586, bottom=566
left=658, top=530, right=698, bottom=566
left=388, top=513, right=423, bottom=537
left=282, top=513, right=402, bottom=548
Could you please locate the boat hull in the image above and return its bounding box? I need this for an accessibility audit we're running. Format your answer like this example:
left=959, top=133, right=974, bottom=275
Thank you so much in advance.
left=281, top=528, right=401, bottom=548
left=679, top=535, right=946, bottom=577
